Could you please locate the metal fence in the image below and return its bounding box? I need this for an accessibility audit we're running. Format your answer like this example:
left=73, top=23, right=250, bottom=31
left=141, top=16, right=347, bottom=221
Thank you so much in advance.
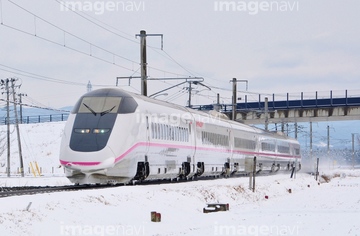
left=1, top=113, right=69, bottom=125
left=192, top=89, right=360, bottom=112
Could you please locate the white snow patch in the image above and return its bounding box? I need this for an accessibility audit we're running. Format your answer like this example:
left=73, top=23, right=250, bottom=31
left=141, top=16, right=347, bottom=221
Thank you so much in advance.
left=0, top=122, right=359, bottom=235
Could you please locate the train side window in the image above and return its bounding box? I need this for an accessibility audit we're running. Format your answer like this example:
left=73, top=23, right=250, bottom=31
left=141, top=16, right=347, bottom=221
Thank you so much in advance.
left=166, top=125, right=169, bottom=140
left=153, top=123, right=156, bottom=139
left=176, top=127, right=180, bottom=141
left=175, top=126, right=177, bottom=141
left=151, top=123, right=155, bottom=139
left=172, top=126, right=176, bottom=141
left=261, top=142, right=276, bottom=152
left=156, top=123, right=160, bottom=139
left=165, top=125, right=168, bottom=140
left=169, top=126, right=173, bottom=141
left=158, top=124, right=161, bottom=139
left=162, top=124, right=165, bottom=140
left=159, top=124, right=162, bottom=140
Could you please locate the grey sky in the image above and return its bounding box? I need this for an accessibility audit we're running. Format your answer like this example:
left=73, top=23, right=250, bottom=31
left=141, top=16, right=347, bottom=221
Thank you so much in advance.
left=0, top=0, right=359, bottom=109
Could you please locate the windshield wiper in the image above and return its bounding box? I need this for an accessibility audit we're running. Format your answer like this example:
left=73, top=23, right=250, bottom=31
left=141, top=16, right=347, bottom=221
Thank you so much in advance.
left=83, top=103, right=97, bottom=116
left=100, top=106, right=116, bottom=116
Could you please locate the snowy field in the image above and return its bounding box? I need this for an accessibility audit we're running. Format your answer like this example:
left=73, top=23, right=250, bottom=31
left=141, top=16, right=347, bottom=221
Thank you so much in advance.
left=0, top=122, right=359, bottom=236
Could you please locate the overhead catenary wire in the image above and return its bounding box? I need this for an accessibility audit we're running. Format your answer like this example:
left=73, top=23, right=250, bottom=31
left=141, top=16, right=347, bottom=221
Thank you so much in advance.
left=3, top=0, right=223, bottom=97
left=0, top=63, right=115, bottom=87
left=54, top=0, right=138, bottom=44
left=0, top=98, right=70, bottom=113
left=1, top=22, right=137, bottom=73
left=1, top=0, right=276, bottom=107
left=3, top=0, right=198, bottom=80
left=4, top=0, right=139, bottom=69
left=54, top=0, right=205, bottom=78
left=8, top=0, right=137, bottom=65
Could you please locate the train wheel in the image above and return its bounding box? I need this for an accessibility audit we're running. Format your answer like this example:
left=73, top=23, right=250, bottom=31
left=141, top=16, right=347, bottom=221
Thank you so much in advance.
left=270, top=163, right=276, bottom=172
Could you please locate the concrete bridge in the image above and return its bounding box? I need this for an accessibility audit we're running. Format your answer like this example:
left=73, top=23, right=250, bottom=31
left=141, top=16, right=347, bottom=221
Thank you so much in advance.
left=192, top=90, right=360, bottom=125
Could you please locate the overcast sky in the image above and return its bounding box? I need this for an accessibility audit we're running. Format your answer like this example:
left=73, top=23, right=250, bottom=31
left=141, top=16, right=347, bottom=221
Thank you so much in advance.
left=0, top=0, right=359, bottom=109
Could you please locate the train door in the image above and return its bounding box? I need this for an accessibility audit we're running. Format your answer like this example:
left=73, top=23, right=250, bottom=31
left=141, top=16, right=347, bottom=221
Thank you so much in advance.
left=227, top=125, right=234, bottom=174
left=228, top=125, right=234, bottom=159
left=145, top=115, right=150, bottom=155
left=186, top=119, right=196, bottom=171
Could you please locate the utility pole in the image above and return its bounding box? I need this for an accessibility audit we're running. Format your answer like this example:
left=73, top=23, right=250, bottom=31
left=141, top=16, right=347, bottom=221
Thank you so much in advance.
left=231, top=78, right=237, bottom=121
left=214, top=93, right=220, bottom=111
left=139, top=30, right=147, bottom=96
left=230, top=79, right=249, bottom=121
left=310, top=121, right=313, bottom=170
left=11, top=79, right=24, bottom=177
left=87, top=81, right=92, bottom=93
left=1, top=79, right=11, bottom=177
left=352, top=133, right=356, bottom=169
left=327, top=125, right=330, bottom=169
left=6, top=80, right=10, bottom=177
left=188, top=81, right=192, bottom=108
left=135, top=30, right=163, bottom=96
left=264, top=97, right=269, bottom=131
left=18, top=93, right=27, bottom=124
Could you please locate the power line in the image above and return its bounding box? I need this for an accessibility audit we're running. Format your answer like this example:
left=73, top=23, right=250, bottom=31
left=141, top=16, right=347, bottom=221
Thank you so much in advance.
left=55, top=0, right=196, bottom=78
left=0, top=63, right=115, bottom=87
left=54, top=0, right=139, bottom=44
left=1, top=22, right=137, bottom=72
left=4, top=0, right=139, bottom=70
left=2, top=0, right=258, bottom=101
left=0, top=98, right=70, bottom=113
left=0, top=63, right=85, bottom=86
left=54, top=0, right=202, bottom=78
left=3, top=1, right=232, bottom=89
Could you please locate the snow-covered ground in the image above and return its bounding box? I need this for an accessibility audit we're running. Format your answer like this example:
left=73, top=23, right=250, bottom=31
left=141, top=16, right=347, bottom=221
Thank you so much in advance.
left=0, top=122, right=359, bottom=236
left=0, top=122, right=66, bottom=176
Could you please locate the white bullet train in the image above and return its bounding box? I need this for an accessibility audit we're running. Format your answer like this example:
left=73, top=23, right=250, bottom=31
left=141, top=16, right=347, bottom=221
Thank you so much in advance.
left=59, top=88, right=301, bottom=184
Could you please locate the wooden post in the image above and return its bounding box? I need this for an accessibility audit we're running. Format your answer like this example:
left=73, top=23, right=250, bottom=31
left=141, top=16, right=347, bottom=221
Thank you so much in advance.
left=252, top=156, right=256, bottom=192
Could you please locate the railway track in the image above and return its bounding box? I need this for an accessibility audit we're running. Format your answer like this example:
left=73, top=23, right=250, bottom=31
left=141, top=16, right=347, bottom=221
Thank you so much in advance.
left=0, top=170, right=306, bottom=198
left=0, top=184, right=120, bottom=198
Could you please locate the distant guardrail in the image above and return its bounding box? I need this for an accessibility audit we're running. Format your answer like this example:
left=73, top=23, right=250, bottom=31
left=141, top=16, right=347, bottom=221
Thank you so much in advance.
left=1, top=113, right=69, bottom=125
left=191, top=90, right=360, bottom=112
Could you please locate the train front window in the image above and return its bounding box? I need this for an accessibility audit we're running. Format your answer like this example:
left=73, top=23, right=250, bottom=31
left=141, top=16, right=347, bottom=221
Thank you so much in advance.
left=78, top=97, right=122, bottom=115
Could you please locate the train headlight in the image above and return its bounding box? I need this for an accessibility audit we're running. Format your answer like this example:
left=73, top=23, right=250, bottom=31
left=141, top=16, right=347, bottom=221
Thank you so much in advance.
left=93, top=129, right=110, bottom=134
left=74, top=129, right=90, bottom=134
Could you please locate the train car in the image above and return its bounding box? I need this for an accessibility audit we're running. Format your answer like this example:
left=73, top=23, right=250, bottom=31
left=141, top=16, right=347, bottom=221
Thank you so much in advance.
left=59, top=88, right=301, bottom=184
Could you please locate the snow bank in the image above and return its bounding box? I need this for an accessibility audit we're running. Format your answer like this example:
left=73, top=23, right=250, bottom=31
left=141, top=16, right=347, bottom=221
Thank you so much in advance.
left=0, top=171, right=359, bottom=236
left=0, top=122, right=359, bottom=236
